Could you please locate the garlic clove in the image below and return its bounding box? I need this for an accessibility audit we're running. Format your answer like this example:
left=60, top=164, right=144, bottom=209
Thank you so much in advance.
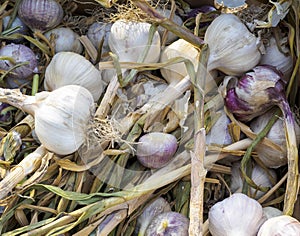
left=208, top=193, right=266, bottom=236
left=34, top=85, right=94, bottom=155
left=136, top=132, right=178, bottom=169
left=18, top=0, right=64, bottom=32
left=44, top=27, right=83, bottom=54
left=160, top=38, right=200, bottom=85
left=257, top=215, right=300, bottom=236
left=136, top=197, right=172, bottom=235
left=205, top=13, right=261, bottom=76
left=108, top=20, right=161, bottom=63
left=230, top=161, right=277, bottom=199
left=44, top=52, right=104, bottom=101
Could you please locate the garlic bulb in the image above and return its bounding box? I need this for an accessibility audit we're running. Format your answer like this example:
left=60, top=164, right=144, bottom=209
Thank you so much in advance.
left=87, top=21, right=112, bottom=54
left=44, top=52, right=104, bottom=101
left=156, top=9, right=183, bottom=44
left=259, top=36, right=293, bottom=82
left=230, top=161, right=277, bottom=199
left=108, top=20, right=161, bottom=63
left=160, top=39, right=200, bottom=85
left=208, top=193, right=266, bottom=236
left=18, top=0, right=64, bottom=32
left=257, top=215, right=300, bottom=236
left=204, top=13, right=261, bottom=75
left=250, top=108, right=300, bottom=168
left=0, top=85, right=94, bottom=155
left=2, top=15, right=29, bottom=42
left=262, top=207, right=282, bottom=220
left=136, top=197, right=171, bottom=235
left=44, top=27, right=83, bottom=54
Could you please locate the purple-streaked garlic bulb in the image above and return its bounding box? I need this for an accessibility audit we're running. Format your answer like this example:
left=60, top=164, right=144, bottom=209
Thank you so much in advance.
left=44, top=27, right=83, bottom=54
left=136, top=132, right=178, bottom=169
left=257, top=215, right=300, bottom=236
left=0, top=43, right=38, bottom=85
left=259, top=36, right=293, bottom=82
left=230, top=161, right=277, bottom=199
left=145, top=211, right=189, bottom=236
left=221, top=65, right=285, bottom=122
left=136, top=197, right=172, bottom=235
left=18, top=0, right=64, bottom=32
left=2, top=15, right=29, bottom=42
left=208, top=193, right=266, bottom=236
left=250, top=109, right=300, bottom=168
left=187, top=5, right=217, bottom=18
left=87, top=21, right=112, bottom=54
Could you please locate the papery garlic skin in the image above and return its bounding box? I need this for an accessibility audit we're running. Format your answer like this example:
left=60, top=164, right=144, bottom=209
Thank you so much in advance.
left=160, top=39, right=200, bottom=84
left=257, top=215, right=300, bottom=236
left=44, top=52, right=104, bottom=101
left=108, top=20, right=161, bottom=63
left=208, top=193, right=266, bottom=236
left=230, top=162, right=276, bottom=199
left=34, top=85, right=94, bottom=155
left=44, top=27, right=83, bottom=54
left=205, top=14, right=261, bottom=75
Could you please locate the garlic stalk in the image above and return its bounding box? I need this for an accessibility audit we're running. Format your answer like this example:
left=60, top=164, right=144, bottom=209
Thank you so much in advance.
left=257, top=215, right=300, bottom=235
left=230, top=161, right=277, bottom=199
left=0, top=85, right=95, bottom=155
left=208, top=193, right=266, bottom=236
left=44, top=52, right=104, bottom=101
left=204, top=13, right=261, bottom=75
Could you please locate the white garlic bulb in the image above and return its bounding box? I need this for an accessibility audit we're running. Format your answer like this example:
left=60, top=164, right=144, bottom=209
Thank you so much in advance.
left=44, top=52, right=104, bottom=101
left=250, top=109, right=300, bottom=168
left=160, top=39, right=200, bottom=85
left=44, top=27, right=83, bottom=54
left=208, top=193, right=266, bottom=236
left=204, top=13, right=261, bottom=75
left=259, top=36, right=293, bottom=82
left=156, top=8, right=183, bottom=44
left=257, top=215, right=300, bottom=236
left=230, top=161, right=277, bottom=199
left=263, top=206, right=283, bottom=220
left=108, top=20, right=161, bottom=63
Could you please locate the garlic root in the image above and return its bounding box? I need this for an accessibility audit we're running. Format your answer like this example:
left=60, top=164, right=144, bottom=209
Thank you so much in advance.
left=0, top=146, right=47, bottom=200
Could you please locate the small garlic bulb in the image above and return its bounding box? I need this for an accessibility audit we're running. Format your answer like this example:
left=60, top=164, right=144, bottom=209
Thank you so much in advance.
left=208, top=193, right=266, bottom=236
left=44, top=52, right=104, bottom=101
left=160, top=39, right=200, bottom=85
left=250, top=109, right=300, bottom=168
left=108, top=20, right=161, bottom=63
left=204, top=13, right=261, bottom=75
left=156, top=8, right=183, bottom=44
left=44, top=27, right=83, bottom=54
left=259, top=36, right=293, bottom=82
left=230, top=161, right=277, bottom=199
left=257, top=215, right=300, bottom=236
left=263, top=207, right=282, bottom=220
left=87, top=21, right=112, bottom=54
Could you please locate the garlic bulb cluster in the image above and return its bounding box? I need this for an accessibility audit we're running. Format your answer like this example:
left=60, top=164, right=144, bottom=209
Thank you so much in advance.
left=160, top=39, right=200, bottom=85
left=87, top=22, right=112, bottom=54
left=260, top=36, right=293, bottom=82
left=257, top=215, right=300, bottom=235
left=136, top=197, right=171, bottom=235
left=136, top=132, right=178, bottom=169
left=250, top=108, right=300, bottom=168
left=108, top=20, right=161, bottom=63
left=230, top=161, right=276, bottom=199
left=18, top=0, right=64, bottom=32
left=44, top=27, right=83, bottom=54
left=156, top=8, right=183, bottom=44
left=204, top=13, right=261, bottom=75
left=208, top=193, right=266, bottom=236
left=44, top=52, right=104, bottom=101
